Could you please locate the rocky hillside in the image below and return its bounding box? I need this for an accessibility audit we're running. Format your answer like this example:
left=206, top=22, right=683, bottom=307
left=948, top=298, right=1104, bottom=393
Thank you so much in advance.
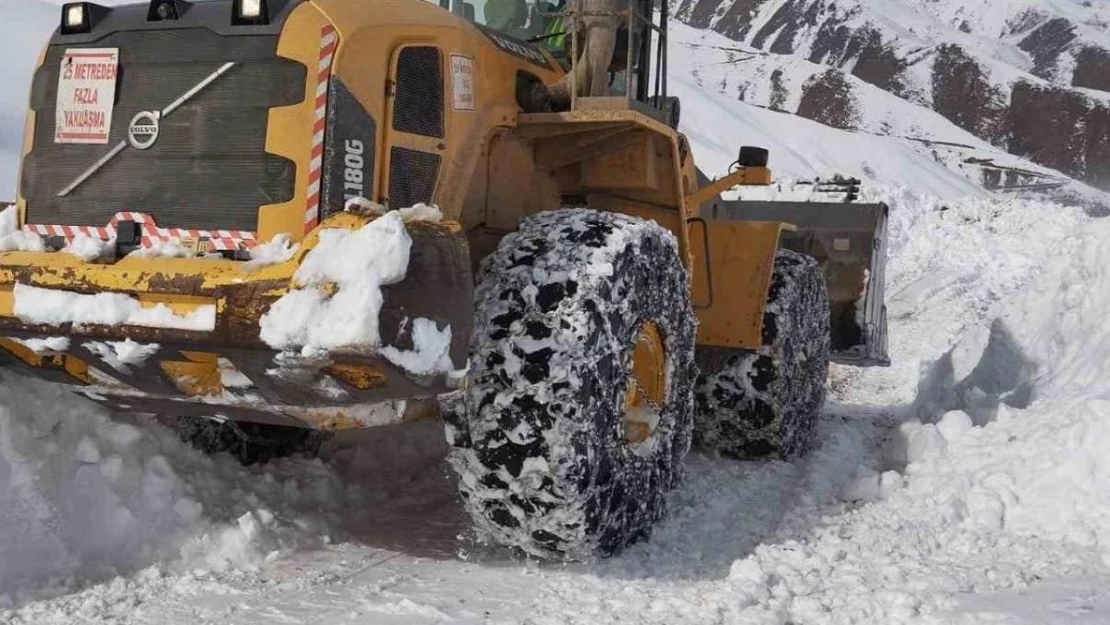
left=673, top=0, right=1110, bottom=206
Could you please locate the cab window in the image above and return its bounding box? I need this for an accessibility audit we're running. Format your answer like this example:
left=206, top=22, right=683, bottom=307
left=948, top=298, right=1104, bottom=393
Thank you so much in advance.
left=455, top=0, right=565, bottom=42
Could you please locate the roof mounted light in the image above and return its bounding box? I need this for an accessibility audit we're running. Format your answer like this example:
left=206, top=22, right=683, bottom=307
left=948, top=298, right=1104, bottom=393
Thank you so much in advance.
left=65, top=4, right=85, bottom=28
left=232, top=0, right=268, bottom=25
left=231, top=0, right=293, bottom=26
left=148, top=0, right=192, bottom=22
left=61, top=2, right=110, bottom=35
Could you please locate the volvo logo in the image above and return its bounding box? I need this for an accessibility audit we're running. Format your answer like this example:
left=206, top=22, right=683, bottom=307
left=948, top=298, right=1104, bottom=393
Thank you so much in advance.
left=128, top=111, right=161, bottom=150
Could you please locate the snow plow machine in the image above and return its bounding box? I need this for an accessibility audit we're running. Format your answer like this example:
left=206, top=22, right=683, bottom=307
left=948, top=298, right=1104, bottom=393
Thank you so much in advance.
left=6, top=0, right=888, bottom=559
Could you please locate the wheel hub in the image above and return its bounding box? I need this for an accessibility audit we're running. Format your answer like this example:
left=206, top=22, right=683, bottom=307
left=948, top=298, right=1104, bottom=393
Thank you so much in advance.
left=624, top=321, right=667, bottom=446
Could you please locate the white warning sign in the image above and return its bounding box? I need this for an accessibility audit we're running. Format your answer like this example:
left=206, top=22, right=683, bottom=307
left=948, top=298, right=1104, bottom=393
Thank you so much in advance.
left=451, top=54, right=475, bottom=112
left=55, top=48, right=119, bottom=145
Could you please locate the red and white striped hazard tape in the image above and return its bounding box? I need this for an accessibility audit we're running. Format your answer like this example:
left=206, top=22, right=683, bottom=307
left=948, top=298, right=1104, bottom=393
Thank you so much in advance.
left=24, top=211, right=257, bottom=252
left=305, top=24, right=338, bottom=234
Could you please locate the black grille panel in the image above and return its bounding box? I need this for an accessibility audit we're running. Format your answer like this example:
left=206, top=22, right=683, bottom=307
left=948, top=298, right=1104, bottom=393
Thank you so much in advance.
left=393, top=47, right=444, bottom=138
left=389, top=147, right=440, bottom=209
left=322, top=78, right=376, bottom=220
left=23, top=28, right=305, bottom=231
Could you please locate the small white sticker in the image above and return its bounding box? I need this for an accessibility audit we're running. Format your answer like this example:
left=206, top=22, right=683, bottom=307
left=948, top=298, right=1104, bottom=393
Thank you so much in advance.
left=451, top=54, right=475, bottom=112
left=833, top=238, right=851, bottom=252
left=55, top=48, right=119, bottom=145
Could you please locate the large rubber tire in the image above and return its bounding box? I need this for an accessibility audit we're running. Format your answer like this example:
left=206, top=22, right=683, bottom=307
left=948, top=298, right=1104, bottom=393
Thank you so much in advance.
left=446, top=209, right=697, bottom=560
left=694, top=249, right=830, bottom=460
left=164, top=416, right=327, bottom=466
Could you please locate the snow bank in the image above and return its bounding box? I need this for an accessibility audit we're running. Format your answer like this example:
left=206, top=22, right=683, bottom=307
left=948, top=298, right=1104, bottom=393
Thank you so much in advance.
left=260, top=211, right=411, bottom=356
left=642, top=214, right=1106, bottom=624
left=718, top=204, right=1110, bottom=623
left=679, top=193, right=1107, bottom=624
left=0, top=371, right=350, bottom=607
left=13, top=283, right=216, bottom=331
left=918, top=218, right=1110, bottom=420
left=889, top=217, right=1110, bottom=553
left=824, top=189, right=1088, bottom=408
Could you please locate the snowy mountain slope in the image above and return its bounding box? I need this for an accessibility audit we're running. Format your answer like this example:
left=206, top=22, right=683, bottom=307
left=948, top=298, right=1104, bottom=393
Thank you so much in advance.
left=672, top=20, right=1110, bottom=211
left=673, top=0, right=1110, bottom=196
left=674, top=65, right=987, bottom=200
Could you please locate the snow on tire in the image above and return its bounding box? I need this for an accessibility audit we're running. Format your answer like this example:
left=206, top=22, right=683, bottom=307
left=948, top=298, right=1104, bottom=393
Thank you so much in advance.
left=446, top=209, right=697, bottom=560
left=694, top=249, right=830, bottom=459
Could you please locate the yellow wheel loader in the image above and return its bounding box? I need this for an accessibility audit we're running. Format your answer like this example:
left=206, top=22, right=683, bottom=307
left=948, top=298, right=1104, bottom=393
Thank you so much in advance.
left=6, top=0, right=889, bottom=559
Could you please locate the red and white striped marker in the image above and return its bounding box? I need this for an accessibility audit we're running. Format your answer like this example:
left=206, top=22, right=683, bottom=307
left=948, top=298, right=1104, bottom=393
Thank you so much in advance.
left=305, top=24, right=338, bottom=234
left=25, top=211, right=257, bottom=252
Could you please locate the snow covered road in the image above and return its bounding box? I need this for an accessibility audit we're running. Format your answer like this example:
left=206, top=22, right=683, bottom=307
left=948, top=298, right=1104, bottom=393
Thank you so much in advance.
left=3, top=189, right=1109, bottom=624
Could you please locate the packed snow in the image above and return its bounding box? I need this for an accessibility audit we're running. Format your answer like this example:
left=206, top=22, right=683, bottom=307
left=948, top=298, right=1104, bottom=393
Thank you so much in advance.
left=11, top=336, right=69, bottom=354
left=397, top=203, right=444, bottom=223
left=259, top=211, right=411, bottom=356
left=129, top=238, right=197, bottom=259
left=13, top=283, right=217, bottom=332
left=245, top=233, right=299, bottom=268
left=0, top=206, right=43, bottom=253
left=343, top=198, right=443, bottom=223
left=0, top=371, right=357, bottom=609
left=83, top=340, right=161, bottom=374
left=379, top=318, right=455, bottom=377
left=61, top=234, right=114, bottom=261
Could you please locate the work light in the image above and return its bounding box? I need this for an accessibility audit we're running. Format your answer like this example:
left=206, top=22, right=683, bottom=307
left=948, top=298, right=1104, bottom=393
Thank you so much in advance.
left=240, top=0, right=262, bottom=18
left=65, top=3, right=85, bottom=28
left=232, top=0, right=269, bottom=25
left=61, top=2, right=110, bottom=35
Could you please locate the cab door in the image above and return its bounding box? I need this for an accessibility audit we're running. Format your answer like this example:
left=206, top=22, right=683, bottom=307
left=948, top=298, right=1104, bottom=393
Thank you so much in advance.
left=380, top=45, right=447, bottom=209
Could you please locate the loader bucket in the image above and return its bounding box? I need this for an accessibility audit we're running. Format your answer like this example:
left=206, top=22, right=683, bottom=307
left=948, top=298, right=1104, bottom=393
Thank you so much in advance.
left=707, top=200, right=890, bottom=367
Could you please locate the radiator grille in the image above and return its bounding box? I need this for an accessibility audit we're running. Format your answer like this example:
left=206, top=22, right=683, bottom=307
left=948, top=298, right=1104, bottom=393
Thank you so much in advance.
left=22, top=28, right=305, bottom=231
left=389, top=147, right=441, bottom=209
left=392, top=47, right=444, bottom=138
